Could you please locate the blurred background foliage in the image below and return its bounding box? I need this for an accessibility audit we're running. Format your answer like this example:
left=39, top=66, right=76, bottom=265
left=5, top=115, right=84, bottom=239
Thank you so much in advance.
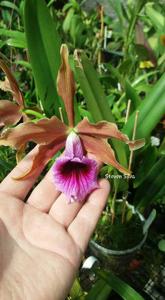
left=0, top=0, right=165, bottom=299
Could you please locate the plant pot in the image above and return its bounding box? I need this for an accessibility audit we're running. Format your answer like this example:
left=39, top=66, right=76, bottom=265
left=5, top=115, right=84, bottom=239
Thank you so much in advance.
left=89, top=200, right=148, bottom=274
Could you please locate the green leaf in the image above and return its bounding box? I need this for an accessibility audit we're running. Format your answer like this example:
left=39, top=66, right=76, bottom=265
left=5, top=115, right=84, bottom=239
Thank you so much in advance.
left=63, top=8, right=75, bottom=33
left=108, top=0, right=125, bottom=28
left=158, top=239, right=165, bottom=252
left=132, top=71, right=159, bottom=86
left=24, top=0, right=62, bottom=117
left=159, top=138, right=165, bottom=155
left=117, top=70, right=159, bottom=107
left=0, top=29, right=26, bottom=48
left=86, top=279, right=112, bottom=300
left=143, top=209, right=156, bottom=234
left=74, top=52, right=128, bottom=167
left=123, top=73, right=165, bottom=139
left=78, top=106, right=94, bottom=122
left=70, top=15, right=86, bottom=47
left=0, top=0, right=20, bottom=13
left=125, top=0, right=146, bottom=56
left=15, top=60, right=32, bottom=69
left=134, top=145, right=158, bottom=188
left=70, top=278, right=85, bottom=300
left=145, top=3, right=165, bottom=32
left=5, top=38, right=26, bottom=48
left=135, top=156, right=165, bottom=210
left=47, top=0, right=56, bottom=7
left=97, top=270, right=144, bottom=300
left=0, top=158, right=13, bottom=170
left=125, top=80, right=141, bottom=111
left=106, top=63, right=123, bottom=84
left=74, top=53, right=114, bottom=122
left=156, top=185, right=165, bottom=203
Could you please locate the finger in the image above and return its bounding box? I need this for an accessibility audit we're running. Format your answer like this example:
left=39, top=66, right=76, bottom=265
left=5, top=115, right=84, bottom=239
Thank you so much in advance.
left=27, top=167, right=60, bottom=212
left=0, top=146, right=45, bottom=200
left=68, top=179, right=110, bottom=252
left=49, top=194, right=83, bottom=227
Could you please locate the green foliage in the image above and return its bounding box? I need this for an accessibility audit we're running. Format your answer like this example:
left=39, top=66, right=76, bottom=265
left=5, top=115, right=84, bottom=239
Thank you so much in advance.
left=24, top=0, right=62, bottom=118
left=123, top=73, right=165, bottom=139
left=97, top=270, right=144, bottom=300
left=125, top=80, right=141, bottom=111
left=94, top=201, right=144, bottom=250
left=0, top=146, right=16, bottom=181
left=134, top=145, right=158, bottom=188
left=0, top=1, right=20, bottom=14
left=74, top=52, right=114, bottom=122
left=85, top=279, right=111, bottom=300
left=70, top=278, right=85, bottom=300
left=0, top=28, right=26, bottom=48
left=145, top=3, right=165, bottom=32
left=135, top=156, right=165, bottom=211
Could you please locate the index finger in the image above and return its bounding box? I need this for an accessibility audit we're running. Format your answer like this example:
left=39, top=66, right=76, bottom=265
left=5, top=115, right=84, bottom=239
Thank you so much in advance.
left=0, top=146, right=45, bottom=200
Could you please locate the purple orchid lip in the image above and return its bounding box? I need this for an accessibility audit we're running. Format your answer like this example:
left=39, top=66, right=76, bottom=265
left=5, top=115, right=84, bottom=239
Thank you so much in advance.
left=52, top=131, right=98, bottom=203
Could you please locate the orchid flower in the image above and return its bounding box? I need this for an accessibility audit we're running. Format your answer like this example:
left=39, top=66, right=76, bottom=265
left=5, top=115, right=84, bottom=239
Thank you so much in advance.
left=53, top=131, right=98, bottom=202
left=0, top=60, right=25, bottom=127
left=0, top=45, right=145, bottom=202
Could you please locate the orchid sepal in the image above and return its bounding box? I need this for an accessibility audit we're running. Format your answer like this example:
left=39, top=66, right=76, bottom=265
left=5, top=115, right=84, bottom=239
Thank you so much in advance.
left=57, top=44, right=75, bottom=127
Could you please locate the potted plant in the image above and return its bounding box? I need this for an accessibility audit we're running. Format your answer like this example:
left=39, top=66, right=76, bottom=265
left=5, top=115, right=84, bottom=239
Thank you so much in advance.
left=90, top=199, right=151, bottom=274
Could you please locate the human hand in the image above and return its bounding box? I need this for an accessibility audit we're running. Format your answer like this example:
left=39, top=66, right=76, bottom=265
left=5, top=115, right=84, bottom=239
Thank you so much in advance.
left=0, top=147, right=110, bottom=300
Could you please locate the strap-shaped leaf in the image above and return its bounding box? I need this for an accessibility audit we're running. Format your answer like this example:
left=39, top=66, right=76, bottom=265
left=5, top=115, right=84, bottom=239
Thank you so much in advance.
left=24, top=0, right=62, bottom=117
left=0, top=29, right=26, bottom=48
left=74, top=50, right=114, bottom=123
left=135, top=156, right=165, bottom=211
left=85, top=279, right=111, bottom=300
left=74, top=51, right=128, bottom=167
left=124, top=73, right=165, bottom=139
left=97, top=270, right=144, bottom=300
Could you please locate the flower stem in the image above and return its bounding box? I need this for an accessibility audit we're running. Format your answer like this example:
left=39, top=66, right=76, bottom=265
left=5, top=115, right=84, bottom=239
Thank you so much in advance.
left=125, top=99, right=131, bottom=124
left=122, top=110, right=139, bottom=224
left=98, top=5, right=104, bottom=73
left=128, top=110, right=139, bottom=171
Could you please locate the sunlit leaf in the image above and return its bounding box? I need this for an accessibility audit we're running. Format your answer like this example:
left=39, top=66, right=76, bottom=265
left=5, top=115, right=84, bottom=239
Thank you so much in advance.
left=124, top=73, right=165, bottom=139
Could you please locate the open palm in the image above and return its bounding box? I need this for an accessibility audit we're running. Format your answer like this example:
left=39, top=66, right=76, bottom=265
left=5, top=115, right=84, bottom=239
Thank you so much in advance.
left=0, top=147, right=110, bottom=300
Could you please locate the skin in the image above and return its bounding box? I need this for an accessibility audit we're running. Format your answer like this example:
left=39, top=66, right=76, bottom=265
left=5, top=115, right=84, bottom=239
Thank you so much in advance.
left=0, top=147, right=110, bottom=300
